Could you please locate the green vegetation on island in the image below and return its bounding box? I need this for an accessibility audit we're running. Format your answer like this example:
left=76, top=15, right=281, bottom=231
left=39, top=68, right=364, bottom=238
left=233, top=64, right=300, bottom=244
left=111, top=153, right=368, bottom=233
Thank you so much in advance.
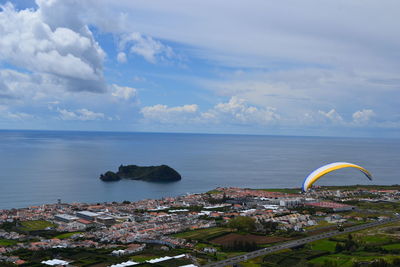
left=100, top=171, right=120, bottom=181
left=100, top=164, right=182, bottom=182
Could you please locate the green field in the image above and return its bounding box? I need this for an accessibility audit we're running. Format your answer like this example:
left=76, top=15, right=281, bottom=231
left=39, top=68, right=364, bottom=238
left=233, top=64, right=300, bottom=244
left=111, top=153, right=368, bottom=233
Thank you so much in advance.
left=341, top=211, right=384, bottom=219
left=54, top=232, right=83, bottom=239
left=360, top=234, right=392, bottom=245
left=309, top=239, right=337, bottom=252
left=259, top=248, right=327, bottom=266
left=260, top=188, right=301, bottom=194
left=305, top=220, right=334, bottom=231
left=0, top=239, right=18, bottom=246
left=130, top=255, right=159, bottom=262
left=238, top=220, right=400, bottom=267
left=382, top=243, right=400, bottom=251
left=13, top=247, right=123, bottom=266
left=353, top=201, right=400, bottom=213
left=19, top=220, right=56, bottom=231
left=173, top=227, right=234, bottom=241
left=309, top=253, right=400, bottom=267
left=206, top=189, right=222, bottom=194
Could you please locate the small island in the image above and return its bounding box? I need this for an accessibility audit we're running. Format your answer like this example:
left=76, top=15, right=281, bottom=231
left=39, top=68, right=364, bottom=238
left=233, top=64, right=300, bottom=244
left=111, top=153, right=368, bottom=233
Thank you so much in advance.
left=100, top=164, right=182, bottom=182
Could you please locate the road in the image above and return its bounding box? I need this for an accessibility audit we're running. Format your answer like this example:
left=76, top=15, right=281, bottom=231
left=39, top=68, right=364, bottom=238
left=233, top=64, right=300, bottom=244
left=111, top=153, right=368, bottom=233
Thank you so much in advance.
left=203, top=217, right=400, bottom=267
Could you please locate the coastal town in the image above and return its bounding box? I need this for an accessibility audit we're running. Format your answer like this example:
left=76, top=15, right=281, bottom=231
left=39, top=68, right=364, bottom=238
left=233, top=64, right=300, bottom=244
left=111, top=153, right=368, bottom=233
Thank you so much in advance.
left=0, top=185, right=399, bottom=266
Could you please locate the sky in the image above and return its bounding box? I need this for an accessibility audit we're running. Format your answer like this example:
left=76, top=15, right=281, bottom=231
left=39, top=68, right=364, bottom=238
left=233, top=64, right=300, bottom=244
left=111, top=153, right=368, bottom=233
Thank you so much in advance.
left=0, top=0, right=399, bottom=137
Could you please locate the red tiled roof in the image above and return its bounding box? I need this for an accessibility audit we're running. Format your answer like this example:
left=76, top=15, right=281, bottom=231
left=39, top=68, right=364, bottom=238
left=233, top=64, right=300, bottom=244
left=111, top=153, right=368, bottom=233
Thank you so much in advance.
left=77, top=219, right=92, bottom=224
left=305, top=202, right=352, bottom=208
left=15, top=260, right=26, bottom=265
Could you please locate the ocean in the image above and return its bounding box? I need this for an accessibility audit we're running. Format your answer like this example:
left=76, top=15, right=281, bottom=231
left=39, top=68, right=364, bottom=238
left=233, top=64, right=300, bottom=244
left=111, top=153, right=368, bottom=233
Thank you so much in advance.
left=0, top=130, right=398, bottom=209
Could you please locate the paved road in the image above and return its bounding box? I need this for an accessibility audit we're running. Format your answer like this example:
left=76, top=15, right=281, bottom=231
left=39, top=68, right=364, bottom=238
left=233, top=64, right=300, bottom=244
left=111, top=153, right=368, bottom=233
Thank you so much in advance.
left=203, top=217, right=400, bottom=267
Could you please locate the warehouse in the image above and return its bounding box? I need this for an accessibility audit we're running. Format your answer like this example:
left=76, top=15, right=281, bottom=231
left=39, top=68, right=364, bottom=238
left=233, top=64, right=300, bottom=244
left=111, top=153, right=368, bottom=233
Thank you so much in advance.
left=54, top=214, right=79, bottom=223
left=76, top=211, right=100, bottom=221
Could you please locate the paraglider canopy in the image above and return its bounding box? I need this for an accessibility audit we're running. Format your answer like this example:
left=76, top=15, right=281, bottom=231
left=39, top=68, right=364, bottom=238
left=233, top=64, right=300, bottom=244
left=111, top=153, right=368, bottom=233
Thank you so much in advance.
left=302, top=162, right=372, bottom=192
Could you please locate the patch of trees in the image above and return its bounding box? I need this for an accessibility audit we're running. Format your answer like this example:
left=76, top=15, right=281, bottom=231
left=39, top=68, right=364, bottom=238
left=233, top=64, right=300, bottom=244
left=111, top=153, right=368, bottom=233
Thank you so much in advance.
left=333, top=234, right=399, bottom=257
left=334, top=234, right=359, bottom=253
left=227, top=216, right=256, bottom=232
left=352, top=258, right=400, bottom=267
left=0, top=221, right=17, bottom=231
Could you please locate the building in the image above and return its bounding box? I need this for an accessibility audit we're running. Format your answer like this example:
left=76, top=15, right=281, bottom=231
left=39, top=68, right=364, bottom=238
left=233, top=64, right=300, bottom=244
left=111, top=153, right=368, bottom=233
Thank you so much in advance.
left=76, top=211, right=100, bottom=221
left=96, top=215, right=116, bottom=226
left=204, top=247, right=217, bottom=253
left=279, top=198, right=302, bottom=207
left=41, top=259, right=69, bottom=266
left=75, top=219, right=95, bottom=228
left=305, top=201, right=355, bottom=212
left=54, top=214, right=79, bottom=223
left=111, top=244, right=146, bottom=256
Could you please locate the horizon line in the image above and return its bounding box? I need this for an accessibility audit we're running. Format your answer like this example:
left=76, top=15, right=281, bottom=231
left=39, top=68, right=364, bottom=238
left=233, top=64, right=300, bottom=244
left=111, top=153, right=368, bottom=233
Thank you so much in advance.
left=0, top=128, right=398, bottom=140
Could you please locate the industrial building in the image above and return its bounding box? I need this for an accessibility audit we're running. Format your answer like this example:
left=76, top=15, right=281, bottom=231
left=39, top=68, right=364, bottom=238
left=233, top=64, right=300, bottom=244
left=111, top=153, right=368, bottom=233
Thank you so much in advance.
left=96, top=215, right=116, bottom=226
left=54, top=214, right=79, bottom=223
left=76, top=211, right=100, bottom=221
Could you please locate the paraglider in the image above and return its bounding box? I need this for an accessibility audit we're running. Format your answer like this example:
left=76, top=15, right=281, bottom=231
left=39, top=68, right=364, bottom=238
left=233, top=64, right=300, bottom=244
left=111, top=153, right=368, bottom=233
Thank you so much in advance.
left=302, top=162, right=372, bottom=192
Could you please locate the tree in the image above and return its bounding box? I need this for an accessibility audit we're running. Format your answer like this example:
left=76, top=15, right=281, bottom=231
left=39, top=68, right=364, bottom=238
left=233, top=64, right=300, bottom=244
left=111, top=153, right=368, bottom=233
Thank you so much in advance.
left=368, top=259, right=388, bottom=267
left=391, top=258, right=400, bottom=266
left=335, top=242, right=343, bottom=253
left=323, top=259, right=338, bottom=267
left=344, top=234, right=358, bottom=252
left=260, top=220, right=279, bottom=234
left=227, top=216, right=256, bottom=232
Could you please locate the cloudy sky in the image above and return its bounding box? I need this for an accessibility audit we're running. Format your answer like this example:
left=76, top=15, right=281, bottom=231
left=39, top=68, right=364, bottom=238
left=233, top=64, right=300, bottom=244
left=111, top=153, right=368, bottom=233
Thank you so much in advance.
left=0, top=0, right=399, bottom=137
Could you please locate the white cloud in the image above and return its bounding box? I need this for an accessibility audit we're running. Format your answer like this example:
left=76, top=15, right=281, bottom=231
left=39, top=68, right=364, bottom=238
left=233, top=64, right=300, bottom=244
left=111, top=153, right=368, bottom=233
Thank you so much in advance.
left=0, top=68, right=95, bottom=103
left=0, top=68, right=136, bottom=124
left=0, top=69, right=45, bottom=100
left=72, top=0, right=400, bottom=73
left=57, top=108, right=105, bottom=121
left=300, top=108, right=378, bottom=127
left=202, top=97, right=280, bottom=125
left=118, top=32, right=173, bottom=63
left=117, top=52, right=127, bottom=63
left=200, top=66, right=400, bottom=129
left=4, top=111, right=33, bottom=120
left=141, top=104, right=198, bottom=123
left=352, top=109, right=376, bottom=124
left=141, top=97, right=280, bottom=126
left=0, top=79, right=16, bottom=100
left=317, top=109, right=344, bottom=124
left=0, top=0, right=398, bottom=134
left=110, top=84, right=137, bottom=100
left=0, top=2, right=106, bottom=92
left=0, top=105, right=33, bottom=120
left=133, top=75, right=146, bottom=82
left=63, top=0, right=399, bottom=131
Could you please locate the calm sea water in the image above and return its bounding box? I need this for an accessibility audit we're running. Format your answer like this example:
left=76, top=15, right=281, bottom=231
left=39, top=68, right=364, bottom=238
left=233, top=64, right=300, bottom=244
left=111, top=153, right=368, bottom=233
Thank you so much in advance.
left=0, top=130, right=398, bottom=209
